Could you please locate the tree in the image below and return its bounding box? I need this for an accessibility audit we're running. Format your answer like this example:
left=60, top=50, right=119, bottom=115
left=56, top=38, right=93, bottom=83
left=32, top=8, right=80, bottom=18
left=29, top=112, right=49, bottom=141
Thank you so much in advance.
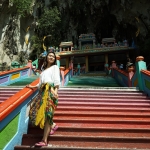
left=37, top=7, right=61, bottom=46
left=29, top=35, right=42, bottom=60
left=10, top=0, right=34, bottom=17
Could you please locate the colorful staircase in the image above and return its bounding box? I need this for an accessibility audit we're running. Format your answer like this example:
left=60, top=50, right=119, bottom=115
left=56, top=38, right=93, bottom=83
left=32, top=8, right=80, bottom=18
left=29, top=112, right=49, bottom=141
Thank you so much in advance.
left=0, top=76, right=38, bottom=104
left=0, top=87, right=23, bottom=104
left=14, top=87, right=150, bottom=149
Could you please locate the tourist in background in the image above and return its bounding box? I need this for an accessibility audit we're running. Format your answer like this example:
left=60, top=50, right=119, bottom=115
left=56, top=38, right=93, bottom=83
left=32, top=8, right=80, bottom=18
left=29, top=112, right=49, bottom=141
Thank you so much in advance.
left=82, top=64, right=86, bottom=74
left=119, top=63, right=124, bottom=70
left=104, top=62, right=110, bottom=77
left=77, top=63, right=81, bottom=75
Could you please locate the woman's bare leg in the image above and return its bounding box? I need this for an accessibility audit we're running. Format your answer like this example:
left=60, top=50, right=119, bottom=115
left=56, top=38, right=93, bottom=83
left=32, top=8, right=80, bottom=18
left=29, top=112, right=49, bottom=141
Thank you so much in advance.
left=42, top=119, right=51, bottom=144
left=51, top=122, right=56, bottom=129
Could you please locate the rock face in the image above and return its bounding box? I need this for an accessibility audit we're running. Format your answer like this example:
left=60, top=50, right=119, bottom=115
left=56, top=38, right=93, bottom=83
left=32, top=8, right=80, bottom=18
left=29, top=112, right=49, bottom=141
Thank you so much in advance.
left=0, top=1, right=33, bottom=66
left=0, top=0, right=150, bottom=65
left=54, top=0, right=150, bottom=45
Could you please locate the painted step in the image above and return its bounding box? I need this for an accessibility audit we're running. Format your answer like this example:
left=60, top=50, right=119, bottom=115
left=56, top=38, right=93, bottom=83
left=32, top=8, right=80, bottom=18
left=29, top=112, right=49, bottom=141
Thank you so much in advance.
left=0, top=91, right=20, bottom=94
left=53, top=116, right=150, bottom=123
left=58, top=98, right=150, bottom=103
left=58, top=91, right=146, bottom=96
left=57, top=101, right=150, bottom=108
left=59, top=95, right=148, bottom=99
left=59, top=87, right=140, bottom=91
left=0, top=93, right=14, bottom=96
left=57, top=106, right=150, bottom=113
left=28, top=126, right=150, bottom=137
left=0, top=96, right=19, bottom=100
left=52, top=122, right=150, bottom=129
left=54, top=110, right=150, bottom=118
left=14, top=146, right=133, bottom=150
left=20, top=134, right=150, bottom=149
left=0, top=88, right=21, bottom=103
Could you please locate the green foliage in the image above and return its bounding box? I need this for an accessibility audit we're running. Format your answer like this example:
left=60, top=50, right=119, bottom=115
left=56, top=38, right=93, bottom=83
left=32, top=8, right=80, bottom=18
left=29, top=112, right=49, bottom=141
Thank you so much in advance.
left=38, top=7, right=61, bottom=35
left=11, top=0, right=33, bottom=17
left=30, top=35, right=42, bottom=53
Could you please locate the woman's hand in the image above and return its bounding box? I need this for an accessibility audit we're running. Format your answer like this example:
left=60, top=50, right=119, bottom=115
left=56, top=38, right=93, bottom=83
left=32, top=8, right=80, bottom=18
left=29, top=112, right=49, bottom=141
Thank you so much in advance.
left=26, top=84, right=34, bottom=90
left=53, top=85, right=59, bottom=99
left=53, top=91, right=58, bottom=99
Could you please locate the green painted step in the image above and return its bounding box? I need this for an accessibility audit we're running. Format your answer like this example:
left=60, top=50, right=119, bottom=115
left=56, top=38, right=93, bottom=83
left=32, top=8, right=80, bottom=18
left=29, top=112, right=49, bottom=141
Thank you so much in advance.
left=9, top=76, right=38, bottom=86
left=67, top=76, right=120, bottom=87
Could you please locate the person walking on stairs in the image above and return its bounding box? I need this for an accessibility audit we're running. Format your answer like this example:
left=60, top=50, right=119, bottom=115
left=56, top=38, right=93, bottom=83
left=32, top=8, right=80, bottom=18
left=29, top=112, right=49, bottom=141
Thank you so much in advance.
left=77, top=63, right=81, bottom=75
left=27, top=51, right=60, bottom=147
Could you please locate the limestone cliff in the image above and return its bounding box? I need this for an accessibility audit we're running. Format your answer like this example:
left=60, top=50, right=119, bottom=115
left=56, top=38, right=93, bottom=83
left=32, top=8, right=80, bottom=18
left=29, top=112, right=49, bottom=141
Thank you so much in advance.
left=0, top=0, right=150, bottom=65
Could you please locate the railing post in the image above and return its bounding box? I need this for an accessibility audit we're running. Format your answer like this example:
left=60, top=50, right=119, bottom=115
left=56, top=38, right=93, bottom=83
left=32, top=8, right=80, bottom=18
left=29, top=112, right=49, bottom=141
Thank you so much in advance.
left=135, top=56, right=147, bottom=91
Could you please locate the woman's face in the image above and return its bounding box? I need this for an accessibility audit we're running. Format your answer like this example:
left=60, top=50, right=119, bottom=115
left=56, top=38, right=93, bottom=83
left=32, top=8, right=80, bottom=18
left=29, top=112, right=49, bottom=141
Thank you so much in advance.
left=47, top=52, right=55, bottom=65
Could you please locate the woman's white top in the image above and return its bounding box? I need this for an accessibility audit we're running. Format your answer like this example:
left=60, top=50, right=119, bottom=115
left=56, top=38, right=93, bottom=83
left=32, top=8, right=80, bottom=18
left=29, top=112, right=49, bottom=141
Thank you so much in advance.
left=38, top=65, right=60, bottom=87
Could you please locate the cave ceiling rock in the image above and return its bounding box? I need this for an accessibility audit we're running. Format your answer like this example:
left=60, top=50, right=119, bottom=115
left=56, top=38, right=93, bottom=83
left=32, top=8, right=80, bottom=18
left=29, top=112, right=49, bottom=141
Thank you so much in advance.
left=109, top=0, right=150, bottom=38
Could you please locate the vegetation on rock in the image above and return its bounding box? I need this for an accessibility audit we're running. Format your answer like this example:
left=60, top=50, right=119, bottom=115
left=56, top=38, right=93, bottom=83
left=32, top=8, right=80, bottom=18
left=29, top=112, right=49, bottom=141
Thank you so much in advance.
left=10, top=0, right=34, bottom=17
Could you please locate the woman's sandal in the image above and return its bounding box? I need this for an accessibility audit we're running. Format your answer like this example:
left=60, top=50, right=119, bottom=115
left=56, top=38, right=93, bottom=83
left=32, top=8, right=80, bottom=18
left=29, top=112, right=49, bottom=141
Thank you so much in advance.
left=35, top=141, right=47, bottom=147
left=50, top=125, right=58, bottom=135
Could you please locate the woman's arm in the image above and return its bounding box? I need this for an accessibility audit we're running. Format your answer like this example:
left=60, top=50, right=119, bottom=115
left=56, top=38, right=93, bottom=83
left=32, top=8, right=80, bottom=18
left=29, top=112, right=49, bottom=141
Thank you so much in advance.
left=53, top=65, right=60, bottom=98
left=53, top=65, right=60, bottom=87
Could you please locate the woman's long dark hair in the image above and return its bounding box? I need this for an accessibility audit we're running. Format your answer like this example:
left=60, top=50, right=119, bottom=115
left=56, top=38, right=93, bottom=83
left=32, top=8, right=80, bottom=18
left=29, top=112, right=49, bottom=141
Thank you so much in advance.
left=42, top=51, right=56, bottom=70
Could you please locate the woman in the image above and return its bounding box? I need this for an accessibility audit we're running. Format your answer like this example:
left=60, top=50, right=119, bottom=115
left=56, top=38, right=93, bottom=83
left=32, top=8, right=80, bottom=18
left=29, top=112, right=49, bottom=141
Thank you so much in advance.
left=27, top=51, right=60, bottom=146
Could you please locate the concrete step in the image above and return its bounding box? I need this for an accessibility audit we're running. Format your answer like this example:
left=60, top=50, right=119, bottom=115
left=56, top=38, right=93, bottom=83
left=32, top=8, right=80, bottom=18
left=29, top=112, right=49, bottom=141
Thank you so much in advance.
left=0, top=87, right=21, bottom=103
left=0, top=93, right=14, bottom=96
left=57, top=106, right=150, bottom=113
left=20, top=134, right=150, bottom=149
left=15, top=145, right=147, bottom=150
left=58, top=97, right=149, bottom=102
left=28, top=126, right=150, bottom=137
left=58, top=89, right=146, bottom=96
left=54, top=110, right=150, bottom=117
left=14, top=146, right=145, bottom=150
left=60, top=87, right=139, bottom=91
left=59, top=95, right=148, bottom=99
left=57, top=101, right=150, bottom=108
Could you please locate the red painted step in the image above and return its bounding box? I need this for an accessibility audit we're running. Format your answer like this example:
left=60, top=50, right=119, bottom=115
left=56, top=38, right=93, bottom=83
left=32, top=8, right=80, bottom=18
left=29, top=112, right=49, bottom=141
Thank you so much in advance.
left=20, top=134, right=150, bottom=149
left=28, top=126, right=150, bottom=137
left=59, top=93, right=147, bottom=98
left=0, top=87, right=22, bottom=104
left=57, top=106, right=150, bottom=113
left=14, top=88, right=150, bottom=149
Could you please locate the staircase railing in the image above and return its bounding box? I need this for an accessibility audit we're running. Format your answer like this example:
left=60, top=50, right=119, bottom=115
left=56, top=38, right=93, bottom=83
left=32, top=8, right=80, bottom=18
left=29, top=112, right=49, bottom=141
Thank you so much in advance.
left=0, top=79, right=39, bottom=150
left=112, top=56, right=150, bottom=97
left=112, top=69, right=128, bottom=87
left=60, top=66, right=72, bottom=86
left=141, top=70, right=150, bottom=96
left=0, top=60, right=36, bottom=86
